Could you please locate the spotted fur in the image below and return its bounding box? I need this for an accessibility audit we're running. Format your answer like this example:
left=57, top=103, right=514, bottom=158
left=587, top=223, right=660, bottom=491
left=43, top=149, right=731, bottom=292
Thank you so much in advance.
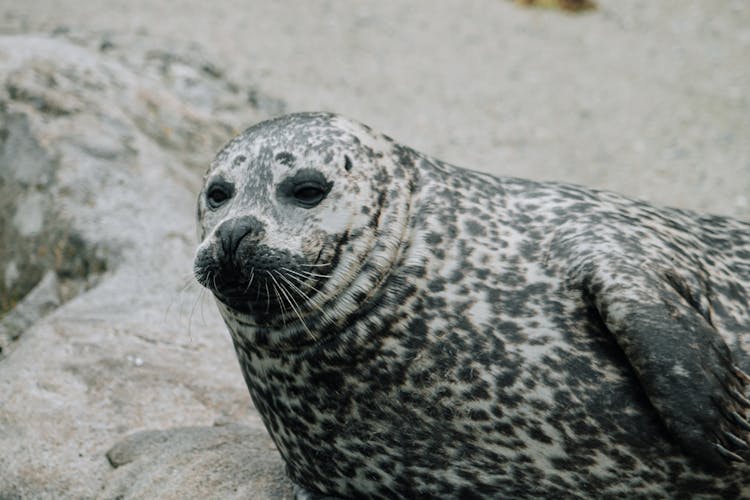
left=194, top=113, right=750, bottom=498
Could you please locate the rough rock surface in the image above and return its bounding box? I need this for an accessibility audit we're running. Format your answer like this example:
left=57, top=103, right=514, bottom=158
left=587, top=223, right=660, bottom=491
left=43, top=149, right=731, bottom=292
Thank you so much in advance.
left=0, top=33, right=289, bottom=498
left=103, top=424, right=290, bottom=499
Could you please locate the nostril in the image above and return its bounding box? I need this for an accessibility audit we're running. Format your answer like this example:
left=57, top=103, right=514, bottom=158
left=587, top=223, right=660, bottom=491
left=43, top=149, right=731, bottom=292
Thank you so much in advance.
left=217, top=216, right=266, bottom=256
left=229, top=223, right=252, bottom=253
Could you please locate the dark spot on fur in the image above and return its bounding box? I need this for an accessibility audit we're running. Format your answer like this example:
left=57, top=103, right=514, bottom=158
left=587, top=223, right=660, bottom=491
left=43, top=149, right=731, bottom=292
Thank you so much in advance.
left=274, top=151, right=295, bottom=167
left=465, top=219, right=486, bottom=236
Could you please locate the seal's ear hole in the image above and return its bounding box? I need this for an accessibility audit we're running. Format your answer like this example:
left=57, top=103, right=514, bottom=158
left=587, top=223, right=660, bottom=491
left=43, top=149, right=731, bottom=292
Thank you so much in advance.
left=344, top=155, right=353, bottom=172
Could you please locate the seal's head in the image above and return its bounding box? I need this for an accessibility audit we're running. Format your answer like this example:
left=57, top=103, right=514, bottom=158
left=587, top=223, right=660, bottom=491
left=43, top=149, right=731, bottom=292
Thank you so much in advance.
left=194, top=113, right=418, bottom=350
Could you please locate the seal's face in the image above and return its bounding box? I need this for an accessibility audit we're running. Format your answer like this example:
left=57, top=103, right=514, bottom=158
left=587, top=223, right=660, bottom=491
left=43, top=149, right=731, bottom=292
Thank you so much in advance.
left=194, top=113, right=411, bottom=344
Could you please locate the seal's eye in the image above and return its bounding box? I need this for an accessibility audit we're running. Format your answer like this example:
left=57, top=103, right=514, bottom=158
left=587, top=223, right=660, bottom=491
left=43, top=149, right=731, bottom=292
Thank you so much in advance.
left=206, top=180, right=234, bottom=209
left=293, top=183, right=326, bottom=207
left=278, top=168, right=332, bottom=208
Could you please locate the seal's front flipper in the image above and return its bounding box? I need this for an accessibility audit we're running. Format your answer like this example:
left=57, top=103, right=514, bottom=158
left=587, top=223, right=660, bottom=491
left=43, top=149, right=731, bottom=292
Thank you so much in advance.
left=582, top=266, right=750, bottom=470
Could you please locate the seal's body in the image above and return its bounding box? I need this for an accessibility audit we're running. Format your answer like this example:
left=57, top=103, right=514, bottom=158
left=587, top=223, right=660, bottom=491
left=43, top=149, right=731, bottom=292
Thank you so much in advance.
left=194, top=113, right=750, bottom=497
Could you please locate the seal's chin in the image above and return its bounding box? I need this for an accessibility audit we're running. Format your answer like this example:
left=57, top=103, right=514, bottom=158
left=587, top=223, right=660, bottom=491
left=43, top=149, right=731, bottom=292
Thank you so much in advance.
left=211, top=277, right=287, bottom=321
left=213, top=290, right=256, bottom=315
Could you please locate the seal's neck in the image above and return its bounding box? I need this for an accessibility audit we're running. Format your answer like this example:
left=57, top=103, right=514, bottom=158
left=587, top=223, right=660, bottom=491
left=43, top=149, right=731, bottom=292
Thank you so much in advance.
left=322, top=149, right=423, bottom=330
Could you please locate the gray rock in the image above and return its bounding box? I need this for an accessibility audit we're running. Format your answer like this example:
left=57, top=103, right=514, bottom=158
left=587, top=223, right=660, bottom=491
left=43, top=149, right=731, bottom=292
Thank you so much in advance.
left=103, top=424, right=291, bottom=499
left=0, top=270, right=59, bottom=357
left=0, top=33, right=288, bottom=499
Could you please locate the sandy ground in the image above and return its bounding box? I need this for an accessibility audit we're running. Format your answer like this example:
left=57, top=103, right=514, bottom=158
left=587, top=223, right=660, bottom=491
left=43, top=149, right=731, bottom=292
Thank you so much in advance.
left=2, top=0, right=749, bottom=217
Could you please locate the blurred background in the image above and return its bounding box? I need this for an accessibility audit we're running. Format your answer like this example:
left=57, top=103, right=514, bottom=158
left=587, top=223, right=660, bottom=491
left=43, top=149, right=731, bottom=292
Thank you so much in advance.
left=4, top=0, right=748, bottom=216
left=0, top=1, right=748, bottom=498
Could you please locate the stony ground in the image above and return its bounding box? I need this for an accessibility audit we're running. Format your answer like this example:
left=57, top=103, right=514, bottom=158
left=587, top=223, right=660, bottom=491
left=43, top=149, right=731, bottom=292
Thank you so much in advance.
left=0, top=1, right=748, bottom=498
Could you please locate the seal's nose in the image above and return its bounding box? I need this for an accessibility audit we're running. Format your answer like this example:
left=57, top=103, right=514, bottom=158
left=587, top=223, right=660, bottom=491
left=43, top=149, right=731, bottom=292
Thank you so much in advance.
left=216, top=215, right=265, bottom=257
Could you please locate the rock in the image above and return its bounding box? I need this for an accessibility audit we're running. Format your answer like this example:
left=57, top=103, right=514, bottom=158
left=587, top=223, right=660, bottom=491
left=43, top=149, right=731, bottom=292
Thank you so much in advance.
left=0, top=271, right=59, bottom=356
left=0, top=32, right=289, bottom=498
left=103, top=424, right=291, bottom=499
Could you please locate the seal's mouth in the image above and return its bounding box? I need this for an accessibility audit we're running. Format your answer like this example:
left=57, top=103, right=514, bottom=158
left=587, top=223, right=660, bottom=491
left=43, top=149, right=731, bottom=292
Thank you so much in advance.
left=212, top=283, right=257, bottom=315
left=213, top=271, right=317, bottom=320
left=194, top=243, right=331, bottom=325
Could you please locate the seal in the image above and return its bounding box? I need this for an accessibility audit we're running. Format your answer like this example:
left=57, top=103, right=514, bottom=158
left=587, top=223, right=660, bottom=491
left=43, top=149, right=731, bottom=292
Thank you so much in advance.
left=194, top=112, right=750, bottom=497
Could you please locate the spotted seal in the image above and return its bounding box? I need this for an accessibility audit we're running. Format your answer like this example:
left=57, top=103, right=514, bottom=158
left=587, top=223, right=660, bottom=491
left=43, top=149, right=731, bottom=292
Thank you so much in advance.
left=194, top=112, right=750, bottom=497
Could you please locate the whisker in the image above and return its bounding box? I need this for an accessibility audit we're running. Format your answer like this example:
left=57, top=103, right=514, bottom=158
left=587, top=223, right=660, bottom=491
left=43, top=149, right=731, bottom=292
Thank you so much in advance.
left=300, top=262, right=333, bottom=268
left=269, top=278, right=286, bottom=325
left=188, top=272, right=210, bottom=339
left=277, top=270, right=336, bottom=328
left=282, top=267, right=330, bottom=289
left=244, top=268, right=256, bottom=294
left=276, top=271, right=313, bottom=302
left=264, top=279, right=271, bottom=314
left=178, top=274, right=197, bottom=293
left=190, top=287, right=207, bottom=344
left=282, top=272, right=322, bottom=293
left=199, top=282, right=208, bottom=325
left=187, top=288, right=200, bottom=339
left=165, top=274, right=197, bottom=322
left=284, top=267, right=333, bottom=279
left=272, top=271, right=316, bottom=340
